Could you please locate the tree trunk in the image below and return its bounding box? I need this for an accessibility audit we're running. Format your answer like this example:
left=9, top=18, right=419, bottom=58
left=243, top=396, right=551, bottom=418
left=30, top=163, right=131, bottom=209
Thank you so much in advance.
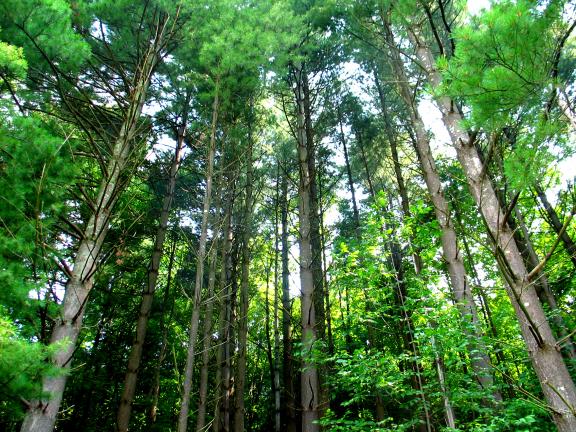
left=20, top=33, right=164, bottom=432
left=149, top=237, right=177, bottom=424
left=177, top=80, right=220, bottom=432
left=337, top=104, right=360, bottom=231
left=303, top=71, right=326, bottom=346
left=273, top=165, right=282, bottom=432
left=534, top=184, right=576, bottom=269
left=196, top=224, right=220, bottom=432
left=213, top=177, right=236, bottom=432
left=382, top=29, right=499, bottom=402
left=431, top=331, right=456, bottom=429
left=294, top=64, right=320, bottom=432
left=280, top=171, right=298, bottom=432
left=510, top=204, right=576, bottom=359
left=409, top=30, right=576, bottom=431
left=117, top=125, right=186, bottom=432
left=234, top=125, right=254, bottom=432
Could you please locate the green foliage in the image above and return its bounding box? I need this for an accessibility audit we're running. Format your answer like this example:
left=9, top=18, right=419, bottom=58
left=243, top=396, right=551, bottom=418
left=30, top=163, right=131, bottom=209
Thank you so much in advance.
left=442, top=0, right=560, bottom=127
left=0, top=0, right=90, bottom=74
left=0, top=37, right=27, bottom=78
left=0, top=115, right=77, bottom=311
left=0, top=310, right=63, bottom=421
left=320, top=408, right=398, bottom=431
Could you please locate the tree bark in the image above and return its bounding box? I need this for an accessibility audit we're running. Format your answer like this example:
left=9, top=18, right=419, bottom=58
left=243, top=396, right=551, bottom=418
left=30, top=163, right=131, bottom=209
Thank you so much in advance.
left=149, top=237, right=177, bottom=424
left=234, top=120, right=254, bottom=432
left=20, top=30, right=165, bottom=432
left=337, top=104, right=360, bottom=231
left=213, top=175, right=236, bottom=432
left=117, top=125, right=186, bottom=432
left=195, top=232, right=219, bottom=432
left=177, top=79, right=220, bottom=432
left=273, top=165, right=282, bottom=432
left=280, top=170, right=297, bottom=432
left=409, top=30, right=576, bottom=431
left=383, top=27, right=499, bottom=402
left=294, top=64, right=320, bottom=432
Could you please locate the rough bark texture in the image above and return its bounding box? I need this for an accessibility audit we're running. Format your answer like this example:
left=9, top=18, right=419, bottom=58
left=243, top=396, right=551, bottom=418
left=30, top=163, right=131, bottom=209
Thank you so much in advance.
left=409, top=31, right=576, bottom=431
left=507, top=199, right=576, bottom=360
left=117, top=127, right=185, bottom=432
left=177, top=83, right=219, bottom=432
left=20, top=32, right=164, bottom=432
left=294, top=64, right=320, bottom=432
left=234, top=130, right=254, bottom=432
left=196, top=232, right=219, bottom=432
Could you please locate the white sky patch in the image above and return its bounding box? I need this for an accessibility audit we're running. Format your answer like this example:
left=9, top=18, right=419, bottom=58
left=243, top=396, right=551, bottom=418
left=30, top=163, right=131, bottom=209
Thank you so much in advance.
left=418, top=97, right=455, bottom=158
left=467, top=0, right=491, bottom=16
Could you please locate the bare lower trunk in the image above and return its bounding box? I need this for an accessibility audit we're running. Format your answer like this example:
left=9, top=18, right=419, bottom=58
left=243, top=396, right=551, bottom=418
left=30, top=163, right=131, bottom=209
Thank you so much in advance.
left=410, top=32, right=576, bottom=431
left=149, top=238, right=177, bottom=424
left=177, top=81, right=220, bottom=432
left=273, top=167, right=282, bottom=432
left=212, top=176, right=236, bottom=432
left=213, top=184, right=235, bottom=432
left=20, top=38, right=162, bottom=432
left=234, top=126, right=254, bottom=432
left=294, top=64, right=320, bottom=432
left=302, top=70, right=328, bottom=423
left=196, top=236, right=219, bottom=432
left=280, top=173, right=297, bottom=432
left=117, top=127, right=185, bottom=432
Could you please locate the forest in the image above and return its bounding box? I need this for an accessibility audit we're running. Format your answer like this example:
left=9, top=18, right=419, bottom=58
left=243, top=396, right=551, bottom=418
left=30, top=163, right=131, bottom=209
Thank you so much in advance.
left=1, top=0, right=576, bottom=431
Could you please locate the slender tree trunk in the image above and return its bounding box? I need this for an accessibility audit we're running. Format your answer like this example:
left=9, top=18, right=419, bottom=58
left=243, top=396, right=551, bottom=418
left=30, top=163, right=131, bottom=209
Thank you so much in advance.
left=178, top=80, right=220, bottom=432
left=356, top=129, right=376, bottom=199
left=431, top=331, right=456, bottom=429
left=280, top=171, right=297, bottom=432
left=149, top=237, right=177, bottom=424
left=409, top=30, right=576, bottom=431
left=273, top=165, right=282, bottom=432
left=294, top=64, right=320, bottom=432
left=213, top=177, right=236, bottom=432
left=117, top=125, right=186, bottom=432
left=337, top=104, right=360, bottom=231
left=384, top=26, right=500, bottom=401
left=234, top=130, right=254, bottom=432
left=534, top=184, right=576, bottom=269
left=196, top=229, right=220, bottom=432
left=20, top=33, right=165, bottom=432
left=265, top=259, right=276, bottom=426
left=317, top=173, right=334, bottom=356
left=385, top=209, right=431, bottom=432
left=223, top=238, right=240, bottom=432
left=510, top=204, right=576, bottom=359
